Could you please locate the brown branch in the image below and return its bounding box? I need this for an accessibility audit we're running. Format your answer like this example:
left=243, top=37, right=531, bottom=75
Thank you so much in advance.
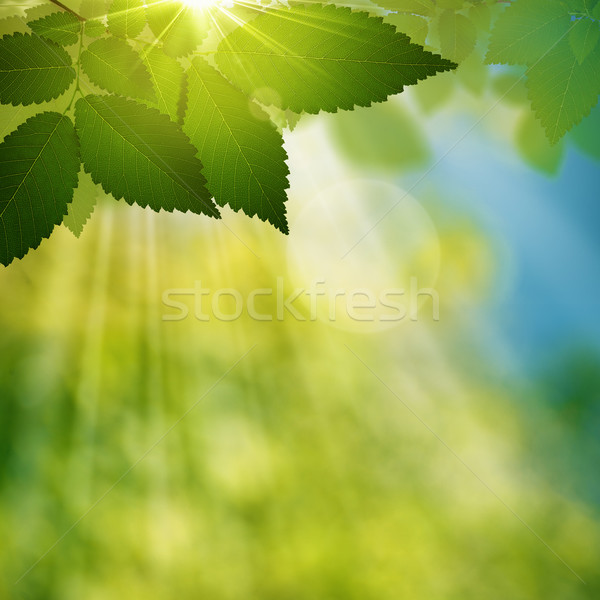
left=48, top=0, right=86, bottom=21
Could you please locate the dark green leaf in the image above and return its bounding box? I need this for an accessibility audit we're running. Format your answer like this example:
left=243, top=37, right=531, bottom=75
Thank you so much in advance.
left=0, top=112, right=80, bottom=266
left=28, top=11, right=81, bottom=46
left=81, top=36, right=155, bottom=101
left=0, top=33, right=75, bottom=106
left=183, top=58, right=289, bottom=232
left=75, top=95, right=219, bottom=217
left=216, top=4, right=456, bottom=114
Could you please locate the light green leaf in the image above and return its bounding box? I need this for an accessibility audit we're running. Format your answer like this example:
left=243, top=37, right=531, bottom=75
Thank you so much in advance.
left=28, top=11, right=81, bottom=46
left=468, top=2, right=491, bottom=31
left=183, top=58, right=289, bottom=232
left=81, top=0, right=109, bottom=19
left=75, top=95, right=219, bottom=217
left=515, top=111, right=565, bottom=174
left=0, top=112, right=80, bottom=266
left=569, top=18, right=600, bottom=64
left=385, top=13, right=429, bottom=45
left=216, top=5, right=456, bottom=114
left=526, top=38, right=600, bottom=143
left=0, top=33, right=75, bottom=106
left=25, top=4, right=59, bottom=21
left=146, top=0, right=210, bottom=57
left=0, top=17, right=29, bottom=37
left=108, top=0, right=146, bottom=39
left=142, top=47, right=184, bottom=122
left=438, top=10, right=477, bottom=63
left=328, top=99, right=430, bottom=172
left=63, top=171, right=101, bottom=238
left=486, top=0, right=571, bottom=65
left=85, top=19, right=107, bottom=38
left=81, top=36, right=155, bottom=101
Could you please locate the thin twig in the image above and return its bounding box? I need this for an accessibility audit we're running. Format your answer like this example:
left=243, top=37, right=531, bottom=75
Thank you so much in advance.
left=48, top=0, right=86, bottom=22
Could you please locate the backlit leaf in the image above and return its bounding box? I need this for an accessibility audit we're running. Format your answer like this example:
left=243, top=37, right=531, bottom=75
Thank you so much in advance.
left=0, top=32, right=75, bottom=106
left=0, top=112, right=80, bottom=265
left=75, top=94, right=219, bottom=217
left=216, top=4, right=456, bottom=114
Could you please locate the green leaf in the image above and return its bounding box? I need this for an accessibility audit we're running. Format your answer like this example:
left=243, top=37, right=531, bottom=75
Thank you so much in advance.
left=0, top=17, right=29, bottom=37
left=28, top=11, right=81, bottom=46
left=142, top=47, right=184, bottom=122
left=594, top=1, right=600, bottom=19
left=81, top=0, right=109, bottom=34
left=385, top=13, right=428, bottom=45
left=0, top=33, right=75, bottom=106
left=63, top=171, right=101, bottom=238
left=108, top=0, right=146, bottom=39
left=515, top=111, right=565, bottom=174
left=0, top=112, right=80, bottom=266
left=486, top=0, right=571, bottom=65
left=215, top=5, right=456, bottom=114
left=526, top=38, right=600, bottom=143
left=183, top=58, right=289, bottom=232
left=146, top=0, right=210, bottom=57
left=25, top=4, right=59, bottom=21
left=85, top=19, right=107, bottom=38
left=328, top=99, right=430, bottom=172
left=438, top=10, right=477, bottom=63
left=75, top=95, right=219, bottom=218
left=569, top=18, right=600, bottom=64
left=81, top=36, right=155, bottom=101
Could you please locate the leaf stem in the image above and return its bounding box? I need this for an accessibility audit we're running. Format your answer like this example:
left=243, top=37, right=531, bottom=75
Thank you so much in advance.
left=48, top=0, right=86, bottom=22
left=64, top=22, right=84, bottom=114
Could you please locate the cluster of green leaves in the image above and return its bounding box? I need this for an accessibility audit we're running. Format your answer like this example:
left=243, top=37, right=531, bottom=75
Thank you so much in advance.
left=487, top=0, right=600, bottom=144
left=0, top=0, right=455, bottom=266
left=328, top=0, right=600, bottom=176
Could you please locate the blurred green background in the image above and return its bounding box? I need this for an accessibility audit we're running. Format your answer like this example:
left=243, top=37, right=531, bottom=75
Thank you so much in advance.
left=1, top=0, right=600, bottom=598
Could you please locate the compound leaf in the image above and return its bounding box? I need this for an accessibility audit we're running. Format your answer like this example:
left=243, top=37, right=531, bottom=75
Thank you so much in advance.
left=0, top=112, right=80, bottom=266
left=215, top=4, right=456, bottom=114
left=81, top=36, right=155, bottom=101
left=0, top=32, right=75, bottom=106
left=142, top=46, right=184, bottom=122
left=108, top=0, right=146, bottom=39
left=486, top=0, right=571, bottom=65
left=28, top=11, right=81, bottom=46
left=527, top=39, right=600, bottom=143
left=183, top=58, right=289, bottom=232
left=75, top=95, right=219, bottom=217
